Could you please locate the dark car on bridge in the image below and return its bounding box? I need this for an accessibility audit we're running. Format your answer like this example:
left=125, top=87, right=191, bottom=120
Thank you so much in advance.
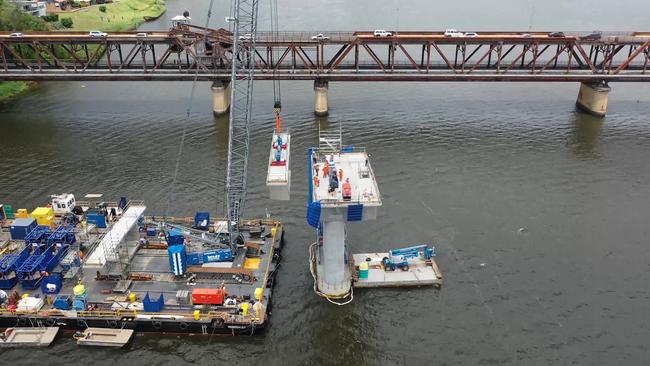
left=580, top=31, right=602, bottom=41
left=548, top=31, right=565, bottom=38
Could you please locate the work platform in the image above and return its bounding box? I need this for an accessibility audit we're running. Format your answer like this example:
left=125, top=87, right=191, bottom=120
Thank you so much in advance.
left=312, top=150, right=381, bottom=208
left=266, top=131, right=291, bottom=201
left=351, top=253, right=443, bottom=288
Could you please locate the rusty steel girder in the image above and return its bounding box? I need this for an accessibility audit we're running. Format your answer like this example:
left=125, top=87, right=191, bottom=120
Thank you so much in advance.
left=1, top=31, right=650, bottom=81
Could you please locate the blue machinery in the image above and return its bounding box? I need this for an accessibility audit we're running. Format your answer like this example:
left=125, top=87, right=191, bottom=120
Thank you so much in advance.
left=382, top=244, right=436, bottom=272
left=0, top=225, right=75, bottom=289
left=158, top=214, right=234, bottom=276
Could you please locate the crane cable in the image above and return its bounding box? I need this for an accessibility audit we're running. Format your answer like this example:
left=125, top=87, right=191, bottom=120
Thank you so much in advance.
left=270, top=0, right=282, bottom=132
left=163, top=0, right=215, bottom=220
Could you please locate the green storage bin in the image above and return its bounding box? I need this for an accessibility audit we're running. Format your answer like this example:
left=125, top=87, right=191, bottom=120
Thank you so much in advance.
left=4, top=205, right=14, bottom=219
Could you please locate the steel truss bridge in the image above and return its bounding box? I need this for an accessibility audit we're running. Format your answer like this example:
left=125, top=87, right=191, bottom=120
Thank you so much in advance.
left=1, top=27, right=650, bottom=82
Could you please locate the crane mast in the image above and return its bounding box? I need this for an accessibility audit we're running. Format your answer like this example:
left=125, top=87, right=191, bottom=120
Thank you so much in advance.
left=225, top=0, right=259, bottom=248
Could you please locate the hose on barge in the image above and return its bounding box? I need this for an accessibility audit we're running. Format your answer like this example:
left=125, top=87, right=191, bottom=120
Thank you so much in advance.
left=309, top=243, right=353, bottom=306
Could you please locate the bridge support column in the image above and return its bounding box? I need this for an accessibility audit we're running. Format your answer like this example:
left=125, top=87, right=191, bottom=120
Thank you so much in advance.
left=576, top=81, right=610, bottom=117
left=212, top=80, right=231, bottom=116
left=314, top=79, right=329, bottom=116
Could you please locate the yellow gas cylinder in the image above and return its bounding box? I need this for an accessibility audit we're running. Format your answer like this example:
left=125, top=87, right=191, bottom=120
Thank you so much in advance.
left=129, top=293, right=136, bottom=302
left=271, top=227, right=277, bottom=237
left=254, top=287, right=263, bottom=301
left=241, top=302, right=250, bottom=316
left=16, top=209, right=29, bottom=219
left=73, top=284, right=86, bottom=296
left=194, top=310, right=200, bottom=320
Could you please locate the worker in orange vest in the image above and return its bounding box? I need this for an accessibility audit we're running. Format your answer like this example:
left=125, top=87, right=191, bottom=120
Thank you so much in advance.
left=322, top=160, right=329, bottom=178
left=342, top=178, right=352, bottom=200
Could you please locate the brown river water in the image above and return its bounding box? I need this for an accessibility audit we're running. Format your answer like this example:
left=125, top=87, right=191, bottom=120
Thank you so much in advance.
left=1, top=0, right=650, bottom=364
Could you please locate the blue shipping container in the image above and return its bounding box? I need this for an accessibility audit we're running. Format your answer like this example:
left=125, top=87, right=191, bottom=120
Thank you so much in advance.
left=10, top=218, right=37, bottom=240
left=86, top=213, right=107, bottom=228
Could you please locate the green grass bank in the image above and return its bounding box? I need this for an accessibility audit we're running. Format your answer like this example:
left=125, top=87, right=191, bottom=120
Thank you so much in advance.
left=0, top=0, right=166, bottom=101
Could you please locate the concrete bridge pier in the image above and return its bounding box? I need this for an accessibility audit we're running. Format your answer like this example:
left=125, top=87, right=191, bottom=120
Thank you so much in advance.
left=212, top=80, right=231, bottom=116
left=576, top=81, right=611, bottom=117
left=314, top=79, right=329, bottom=116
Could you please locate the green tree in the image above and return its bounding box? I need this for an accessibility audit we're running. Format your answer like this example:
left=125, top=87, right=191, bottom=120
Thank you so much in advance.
left=60, top=17, right=73, bottom=28
left=0, top=0, right=49, bottom=31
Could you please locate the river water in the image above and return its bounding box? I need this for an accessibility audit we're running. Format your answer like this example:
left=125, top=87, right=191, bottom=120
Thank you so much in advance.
left=2, top=0, right=650, bottom=365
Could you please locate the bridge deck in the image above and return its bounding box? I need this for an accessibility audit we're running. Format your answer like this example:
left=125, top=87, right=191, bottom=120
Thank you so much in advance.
left=1, top=28, right=649, bottom=81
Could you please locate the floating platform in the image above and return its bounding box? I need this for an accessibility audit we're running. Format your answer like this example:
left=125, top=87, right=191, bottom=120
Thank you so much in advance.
left=75, top=328, right=134, bottom=347
left=0, top=194, right=284, bottom=336
left=266, top=131, right=291, bottom=200
left=0, top=327, right=59, bottom=347
left=351, top=252, right=443, bottom=288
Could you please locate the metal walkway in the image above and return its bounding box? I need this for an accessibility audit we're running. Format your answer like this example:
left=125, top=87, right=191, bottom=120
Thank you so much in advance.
left=85, top=203, right=146, bottom=266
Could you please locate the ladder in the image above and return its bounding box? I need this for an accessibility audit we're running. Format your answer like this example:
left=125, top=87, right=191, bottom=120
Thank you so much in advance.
left=318, top=123, right=342, bottom=154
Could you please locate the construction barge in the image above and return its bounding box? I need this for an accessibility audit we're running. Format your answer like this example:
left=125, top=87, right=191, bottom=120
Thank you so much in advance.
left=0, top=195, right=283, bottom=336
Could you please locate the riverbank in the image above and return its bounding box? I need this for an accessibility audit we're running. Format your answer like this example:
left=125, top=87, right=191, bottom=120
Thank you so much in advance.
left=0, top=0, right=166, bottom=101
left=65, top=0, right=166, bottom=32
left=0, top=82, right=39, bottom=103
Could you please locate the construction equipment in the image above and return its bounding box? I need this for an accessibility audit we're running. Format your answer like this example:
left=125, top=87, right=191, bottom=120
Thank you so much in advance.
left=382, top=244, right=436, bottom=272
left=224, top=0, right=260, bottom=249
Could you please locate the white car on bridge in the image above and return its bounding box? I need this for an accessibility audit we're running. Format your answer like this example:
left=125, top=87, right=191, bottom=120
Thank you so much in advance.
left=444, top=29, right=464, bottom=37
left=311, top=33, right=330, bottom=41
left=89, top=31, right=108, bottom=38
left=373, top=30, right=393, bottom=37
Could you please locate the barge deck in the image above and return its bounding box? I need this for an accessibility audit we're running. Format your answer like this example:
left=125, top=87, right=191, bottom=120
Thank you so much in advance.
left=0, top=196, right=283, bottom=336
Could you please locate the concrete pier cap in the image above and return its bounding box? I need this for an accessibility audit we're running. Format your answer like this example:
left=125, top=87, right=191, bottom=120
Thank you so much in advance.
left=314, top=79, right=329, bottom=116
left=576, top=81, right=611, bottom=117
left=212, top=80, right=231, bottom=116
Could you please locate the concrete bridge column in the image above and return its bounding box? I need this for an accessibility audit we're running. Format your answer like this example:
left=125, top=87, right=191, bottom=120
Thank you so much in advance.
left=576, top=82, right=611, bottom=117
left=314, top=79, right=329, bottom=116
left=212, top=80, right=231, bottom=116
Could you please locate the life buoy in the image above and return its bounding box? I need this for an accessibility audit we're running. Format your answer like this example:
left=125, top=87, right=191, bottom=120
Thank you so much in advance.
left=152, top=320, right=163, bottom=330
left=108, top=320, right=118, bottom=328
left=179, top=321, right=189, bottom=330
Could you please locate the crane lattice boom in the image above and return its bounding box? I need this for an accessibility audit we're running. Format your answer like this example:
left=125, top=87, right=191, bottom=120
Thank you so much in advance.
left=225, top=0, right=259, bottom=247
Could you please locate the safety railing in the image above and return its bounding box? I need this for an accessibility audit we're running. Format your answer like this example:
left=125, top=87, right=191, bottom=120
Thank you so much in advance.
left=0, top=308, right=234, bottom=322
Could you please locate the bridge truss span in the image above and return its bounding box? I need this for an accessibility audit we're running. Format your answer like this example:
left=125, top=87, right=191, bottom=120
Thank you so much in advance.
left=1, top=30, right=650, bottom=81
